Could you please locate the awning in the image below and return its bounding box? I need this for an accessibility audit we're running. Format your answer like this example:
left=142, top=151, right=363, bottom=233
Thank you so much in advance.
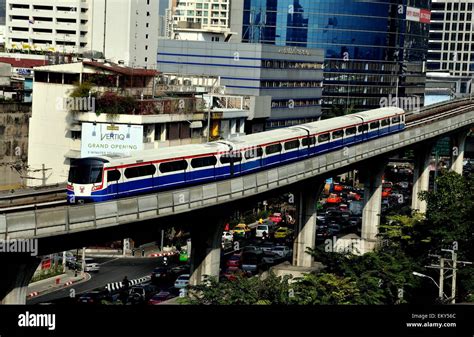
left=64, top=150, right=81, bottom=159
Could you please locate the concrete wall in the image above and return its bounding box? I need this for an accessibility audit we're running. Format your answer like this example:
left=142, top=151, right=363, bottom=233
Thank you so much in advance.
left=0, top=102, right=31, bottom=189
left=27, top=82, right=76, bottom=186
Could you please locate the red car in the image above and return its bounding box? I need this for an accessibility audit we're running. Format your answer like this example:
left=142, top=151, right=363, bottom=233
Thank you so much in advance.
left=226, top=254, right=241, bottom=270
left=269, top=213, right=282, bottom=224
left=326, top=193, right=342, bottom=204
left=148, top=291, right=174, bottom=305
left=222, top=269, right=246, bottom=281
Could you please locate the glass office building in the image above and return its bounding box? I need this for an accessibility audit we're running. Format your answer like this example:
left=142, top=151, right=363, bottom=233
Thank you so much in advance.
left=233, top=0, right=431, bottom=116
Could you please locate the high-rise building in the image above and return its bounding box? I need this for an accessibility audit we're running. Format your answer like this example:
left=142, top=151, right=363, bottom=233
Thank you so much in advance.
left=230, top=0, right=431, bottom=116
left=171, top=0, right=230, bottom=31
left=428, top=0, right=474, bottom=77
left=5, top=0, right=158, bottom=68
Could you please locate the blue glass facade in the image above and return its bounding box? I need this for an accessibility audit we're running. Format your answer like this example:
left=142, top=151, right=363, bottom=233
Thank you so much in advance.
left=240, top=0, right=431, bottom=115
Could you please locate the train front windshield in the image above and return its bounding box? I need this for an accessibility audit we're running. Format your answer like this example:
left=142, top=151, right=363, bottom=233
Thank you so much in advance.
left=68, top=158, right=107, bottom=184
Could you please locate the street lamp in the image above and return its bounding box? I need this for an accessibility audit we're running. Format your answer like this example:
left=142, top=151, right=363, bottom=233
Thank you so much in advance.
left=412, top=271, right=448, bottom=300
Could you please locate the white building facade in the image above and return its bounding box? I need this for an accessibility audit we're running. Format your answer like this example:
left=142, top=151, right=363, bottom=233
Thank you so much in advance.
left=5, top=0, right=158, bottom=68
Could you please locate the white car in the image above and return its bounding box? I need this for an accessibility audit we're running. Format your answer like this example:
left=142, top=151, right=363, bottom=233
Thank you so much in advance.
left=255, top=224, right=271, bottom=238
left=76, top=258, right=100, bottom=272
left=271, top=246, right=292, bottom=258
left=174, top=274, right=190, bottom=289
left=222, top=231, right=233, bottom=242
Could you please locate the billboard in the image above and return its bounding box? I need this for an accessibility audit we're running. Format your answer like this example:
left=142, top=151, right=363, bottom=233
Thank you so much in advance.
left=81, top=123, right=144, bottom=157
left=406, top=7, right=431, bottom=23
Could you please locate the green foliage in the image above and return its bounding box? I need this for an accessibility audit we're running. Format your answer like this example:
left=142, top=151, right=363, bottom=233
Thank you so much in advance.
left=31, top=265, right=63, bottom=283
left=419, top=171, right=473, bottom=253
left=257, top=209, right=269, bottom=220
left=70, top=81, right=93, bottom=98
left=292, top=273, right=362, bottom=305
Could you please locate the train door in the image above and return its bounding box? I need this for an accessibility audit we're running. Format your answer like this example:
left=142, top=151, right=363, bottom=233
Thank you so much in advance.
left=107, top=169, right=121, bottom=199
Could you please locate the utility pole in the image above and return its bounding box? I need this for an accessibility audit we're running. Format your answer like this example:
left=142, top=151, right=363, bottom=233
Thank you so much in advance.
left=439, top=257, right=444, bottom=301
left=450, top=250, right=457, bottom=304
left=426, top=246, right=472, bottom=304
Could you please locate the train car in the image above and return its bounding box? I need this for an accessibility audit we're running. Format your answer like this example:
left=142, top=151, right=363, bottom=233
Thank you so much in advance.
left=67, top=107, right=405, bottom=203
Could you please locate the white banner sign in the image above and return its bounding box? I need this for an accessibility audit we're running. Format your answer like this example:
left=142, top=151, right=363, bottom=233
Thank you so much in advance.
left=81, top=123, right=144, bottom=157
left=406, top=7, right=420, bottom=22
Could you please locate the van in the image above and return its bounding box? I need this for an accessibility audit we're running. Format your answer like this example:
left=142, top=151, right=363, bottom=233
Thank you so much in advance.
left=255, top=223, right=274, bottom=238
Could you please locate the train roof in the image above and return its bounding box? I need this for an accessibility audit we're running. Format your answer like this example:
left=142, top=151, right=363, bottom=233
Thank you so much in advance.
left=352, top=106, right=404, bottom=120
left=227, top=127, right=306, bottom=149
left=102, top=142, right=229, bottom=165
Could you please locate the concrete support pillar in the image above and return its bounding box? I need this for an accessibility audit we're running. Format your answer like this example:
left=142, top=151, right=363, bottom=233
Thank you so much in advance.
left=189, top=219, right=225, bottom=286
left=360, top=161, right=386, bottom=253
left=293, top=180, right=324, bottom=267
left=0, top=256, right=41, bottom=304
left=412, top=144, right=434, bottom=213
left=450, top=131, right=468, bottom=174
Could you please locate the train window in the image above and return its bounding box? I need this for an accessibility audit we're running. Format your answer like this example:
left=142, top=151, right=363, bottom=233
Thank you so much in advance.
left=381, top=119, right=390, bottom=127
left=107, top=170, right=121, bottom=182
left=391, top=116, right=400, bottom=124
left=318, top=133, right=330, bottom=143
left=332, top=130, right=343, bottom=139
left=125, top=165, right=156, bottom=179
left=159, top=160, right=188, bottom=173
left=244, top=148, right=263, bottom=159
left=370, top=121, right=380, bottom=129
left=265, top=143, right=282, bottom=155
left=302, top=136, right=316, bottom=146
left=358, top=124, right=369, bottom=133
left=284, top=139, right=300, bottom=151
left=191, top=156, right=217, bottom=168
left=220, top=152, right=243, bottom=164
left=345, top=127, right=356, bottom=136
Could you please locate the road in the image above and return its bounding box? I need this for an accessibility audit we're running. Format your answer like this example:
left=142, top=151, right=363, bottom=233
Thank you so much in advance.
left=27, top=257, right=161, bottom=305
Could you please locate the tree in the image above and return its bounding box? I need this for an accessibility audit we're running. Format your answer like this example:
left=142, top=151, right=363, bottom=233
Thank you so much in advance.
left=419, top=171, right=473, bottom=255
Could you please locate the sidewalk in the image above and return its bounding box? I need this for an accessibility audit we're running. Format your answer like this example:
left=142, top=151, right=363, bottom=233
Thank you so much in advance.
left=27, top=270, right=90, bottom=299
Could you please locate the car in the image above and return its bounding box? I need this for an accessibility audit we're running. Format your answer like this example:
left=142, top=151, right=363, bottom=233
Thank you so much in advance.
left=261, top=251, right=285, bottom=265
left=316, top=215, right=326, bottom=223
left=129, top=286, right=147, bottom=303
left=148, top=291, right=175, bottom=305
left=221, top=268, right=247, bottom=281
left=75, top=258, right=100, bottom=272
left=326, top=193, right=342, bottom=204
left=174, top=274, right=190, bottom=289
left=232, top=224, right=251, bottom=238
left=271, top=246, right=292, bottom=258
left=77, top=290, right=110, bottom=304
left=226, top=254, right=241, bottom=270
left=269, top=213, right=283, bottom=224
left=242, top=245, right=263, bottom=254
left=222, top=231, right=233, bottom=242
left=274, top=227, right=292, bottom=239
left=316, top=227, right=330, bottom=240
left=259, top=241, right=275, bottom=252
left=151, top=267, right=172, bottom=284
left=397, top=181, right=409, bottom=189
left=171, top=265, right=190, bottom=277
left=241, top=251, right=264, bottom=274
left=328, top=224, right=341, bottom=235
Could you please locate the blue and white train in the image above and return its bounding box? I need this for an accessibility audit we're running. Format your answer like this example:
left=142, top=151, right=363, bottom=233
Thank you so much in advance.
left=67, top=107, right=405, bottom=203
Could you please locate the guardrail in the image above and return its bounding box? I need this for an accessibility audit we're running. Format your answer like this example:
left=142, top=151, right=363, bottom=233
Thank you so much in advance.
left=0, top=184, right=66, bottom=202
left=0, top=107, right=472, bottom=242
